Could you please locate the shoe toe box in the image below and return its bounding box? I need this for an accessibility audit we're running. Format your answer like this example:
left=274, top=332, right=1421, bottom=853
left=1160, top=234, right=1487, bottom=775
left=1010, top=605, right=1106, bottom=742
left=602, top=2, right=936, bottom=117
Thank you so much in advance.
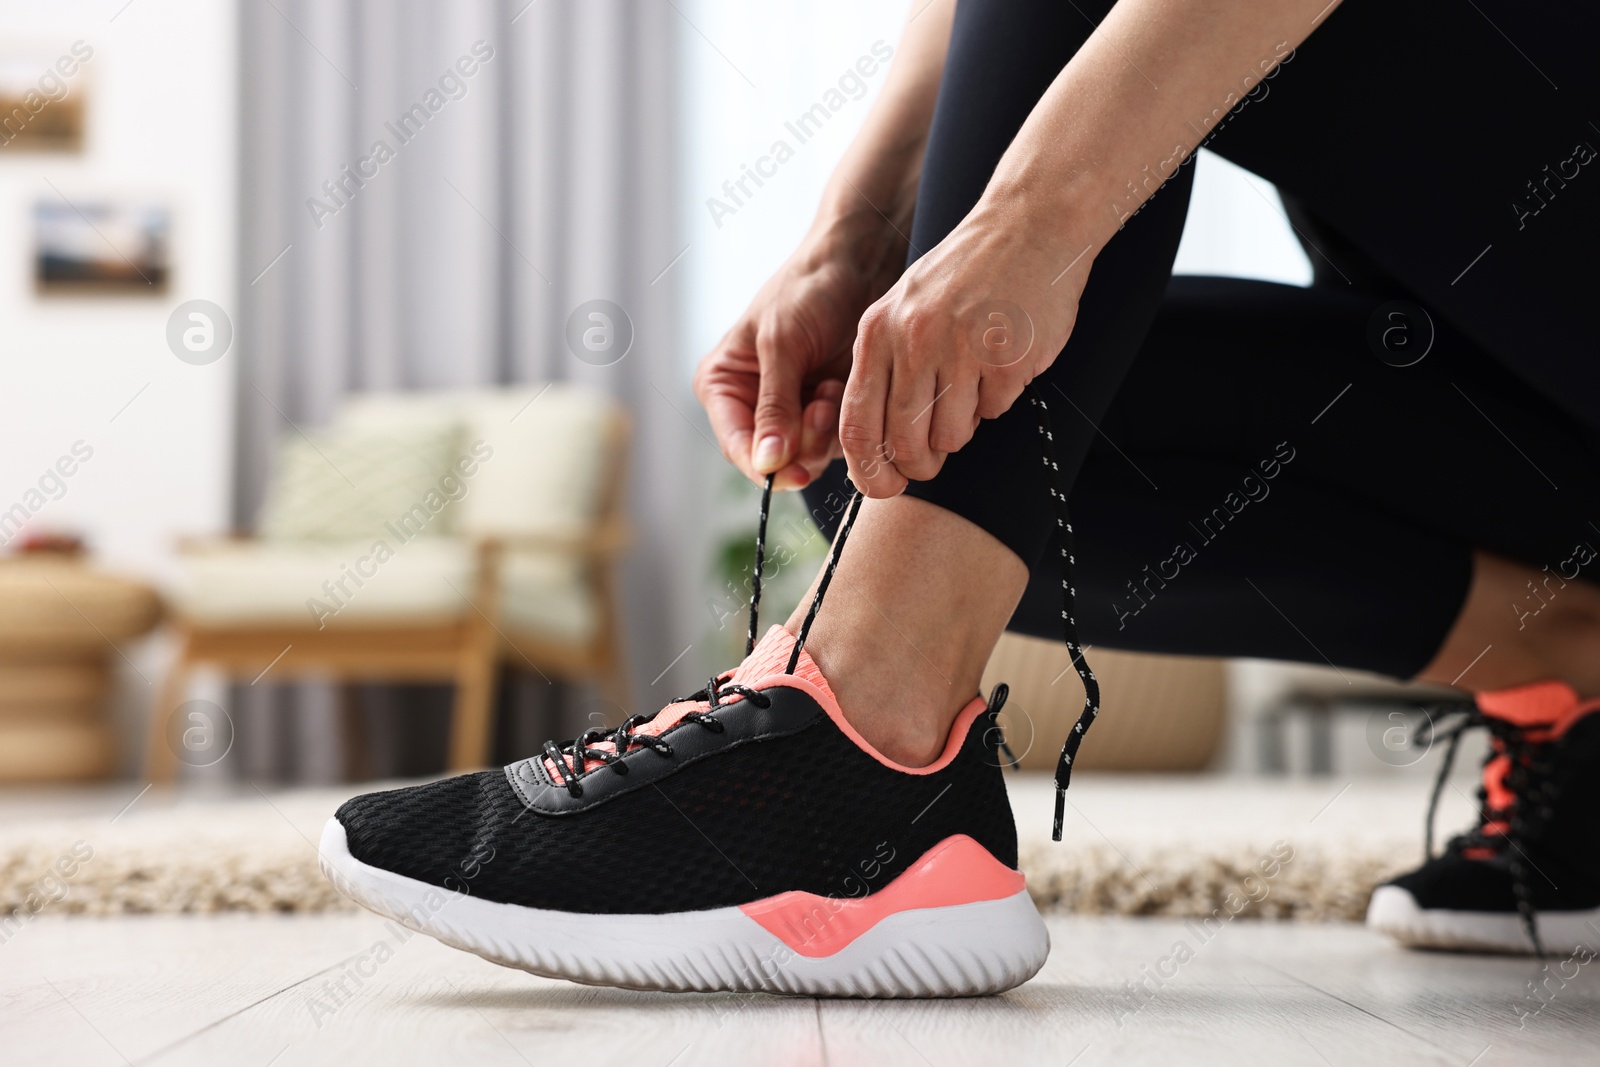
left=1384, top=852, right=1515, bottom=913
left=336, top=771, right=514, bottom=894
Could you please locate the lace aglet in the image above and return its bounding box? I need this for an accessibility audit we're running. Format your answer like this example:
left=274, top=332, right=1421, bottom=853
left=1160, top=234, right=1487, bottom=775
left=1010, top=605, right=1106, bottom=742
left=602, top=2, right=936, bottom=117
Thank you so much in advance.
left=1052, top=786, right=1065, bottom=842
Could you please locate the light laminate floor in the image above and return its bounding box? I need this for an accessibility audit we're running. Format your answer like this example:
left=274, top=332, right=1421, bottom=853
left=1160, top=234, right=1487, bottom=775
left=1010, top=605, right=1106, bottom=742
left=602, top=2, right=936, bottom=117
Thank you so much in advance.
left=4, top=912, right=1595, bottom=1066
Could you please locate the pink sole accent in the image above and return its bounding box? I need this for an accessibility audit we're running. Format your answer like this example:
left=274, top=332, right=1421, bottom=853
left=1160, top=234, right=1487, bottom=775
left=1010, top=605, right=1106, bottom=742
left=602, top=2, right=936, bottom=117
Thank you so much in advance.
left=738, top=835, right=1025, bottom=959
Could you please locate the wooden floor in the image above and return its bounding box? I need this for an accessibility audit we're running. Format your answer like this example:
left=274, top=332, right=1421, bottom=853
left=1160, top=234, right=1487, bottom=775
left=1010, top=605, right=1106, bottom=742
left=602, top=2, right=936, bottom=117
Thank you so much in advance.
left=5, top=912, right=1596, bottom=1066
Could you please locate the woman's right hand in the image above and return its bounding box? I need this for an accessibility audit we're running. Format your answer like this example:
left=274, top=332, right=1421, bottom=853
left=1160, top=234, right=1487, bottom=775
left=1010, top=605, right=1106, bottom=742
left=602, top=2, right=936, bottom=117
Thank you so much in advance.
left=693, top=214, right=906, bottom=491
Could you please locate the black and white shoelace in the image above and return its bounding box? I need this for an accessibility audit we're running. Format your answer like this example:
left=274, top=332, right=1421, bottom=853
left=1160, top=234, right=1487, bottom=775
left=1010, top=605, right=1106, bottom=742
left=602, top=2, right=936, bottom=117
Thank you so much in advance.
left=747, top=383, right=1102, bottom=843
left=1420, top=705, right=1559, bottom=956
left=547, top=387, right=1103, bottom=827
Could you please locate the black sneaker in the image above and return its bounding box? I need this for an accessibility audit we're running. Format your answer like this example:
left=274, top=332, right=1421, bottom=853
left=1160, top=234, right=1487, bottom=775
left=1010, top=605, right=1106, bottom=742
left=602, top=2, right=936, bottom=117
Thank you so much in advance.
left=1367, top=681, right=1600, bottom=955
left=320, top=623, right=1044, bottom=995
left=320, top=390, right=1102, bottom=996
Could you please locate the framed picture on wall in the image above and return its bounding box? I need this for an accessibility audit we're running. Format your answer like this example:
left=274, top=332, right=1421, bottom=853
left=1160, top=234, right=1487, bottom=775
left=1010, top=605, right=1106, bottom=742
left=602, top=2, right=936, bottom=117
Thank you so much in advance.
left=33, top=200, right=170, bottom=295
left=0, top=51, right=88, bottom=153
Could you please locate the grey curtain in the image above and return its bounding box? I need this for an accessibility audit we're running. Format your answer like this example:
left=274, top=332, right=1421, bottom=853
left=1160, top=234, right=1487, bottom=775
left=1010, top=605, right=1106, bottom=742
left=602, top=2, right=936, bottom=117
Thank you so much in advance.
left=235, top=0, right=698, bottom=780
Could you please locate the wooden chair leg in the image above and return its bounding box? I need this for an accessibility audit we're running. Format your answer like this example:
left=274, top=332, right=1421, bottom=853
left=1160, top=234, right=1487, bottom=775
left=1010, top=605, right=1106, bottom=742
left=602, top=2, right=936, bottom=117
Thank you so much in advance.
left=595, top=566, right=632, bottom=715
left=338, top=682, right=371, bottom=782
left=598, top=644, right=633, bottom=717
left=447, top=629, right=499, bottom=771
left=145, top=636, right=191, bottom=782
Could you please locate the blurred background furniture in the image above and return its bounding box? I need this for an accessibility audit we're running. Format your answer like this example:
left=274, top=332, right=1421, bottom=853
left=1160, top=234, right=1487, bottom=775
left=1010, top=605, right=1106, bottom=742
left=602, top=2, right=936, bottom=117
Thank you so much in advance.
left=982, top=632, right=1228, bottom=772
left=1252, top=664, right=1465, bottom=774
left=149, top=383, right=630, bottom=780
left=0, top=556, right=162, bottom=781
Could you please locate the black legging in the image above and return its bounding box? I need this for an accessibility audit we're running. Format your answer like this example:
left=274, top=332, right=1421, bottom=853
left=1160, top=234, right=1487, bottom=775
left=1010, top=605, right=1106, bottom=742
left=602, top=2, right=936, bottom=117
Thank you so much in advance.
left=805, top=0, right=1600, bottom=679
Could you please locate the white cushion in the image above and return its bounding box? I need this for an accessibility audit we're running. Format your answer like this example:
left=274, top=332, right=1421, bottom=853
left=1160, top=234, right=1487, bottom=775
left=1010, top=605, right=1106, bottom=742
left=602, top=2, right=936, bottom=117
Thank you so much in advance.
left=174, top=539, right=473, bottom=625
left=192, top=384, right=615, bottom=645
left=339, top=384, right=614, bottom=538
left=173, top=539, right=598, bottom=644
left=257, top=422, right=464, bottom=542
left=498, top=551, right=596, bottom=644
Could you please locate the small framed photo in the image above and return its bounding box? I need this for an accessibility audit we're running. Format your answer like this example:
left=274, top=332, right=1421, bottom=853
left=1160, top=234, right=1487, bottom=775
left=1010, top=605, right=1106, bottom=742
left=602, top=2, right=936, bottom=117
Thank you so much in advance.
left=33, top=200, right=170, bottom=295
left=0, top=53, right=87, bottom=153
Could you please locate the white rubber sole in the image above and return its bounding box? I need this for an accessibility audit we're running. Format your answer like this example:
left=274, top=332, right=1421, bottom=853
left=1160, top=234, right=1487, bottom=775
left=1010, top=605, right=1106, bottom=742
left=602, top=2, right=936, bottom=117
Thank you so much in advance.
left=1367, top=885, right=1600, bottom=955
left=318, top=820, right=1049, bottom=997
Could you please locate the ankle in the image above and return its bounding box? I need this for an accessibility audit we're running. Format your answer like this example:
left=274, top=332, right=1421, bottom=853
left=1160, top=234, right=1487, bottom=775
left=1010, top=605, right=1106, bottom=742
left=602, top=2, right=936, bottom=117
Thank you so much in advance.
left=777, top=495, right=1026, bottom=767
left=1527, top=606, right=1600, bottom=697
left=794, top=620, right=967, bottom=766
left=1421, top=551, right=1600, bottom=698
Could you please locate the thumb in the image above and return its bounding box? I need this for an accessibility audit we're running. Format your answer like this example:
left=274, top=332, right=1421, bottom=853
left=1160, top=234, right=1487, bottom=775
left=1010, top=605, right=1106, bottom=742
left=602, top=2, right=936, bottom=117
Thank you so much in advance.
left=751, top=326, right=806, bottom=474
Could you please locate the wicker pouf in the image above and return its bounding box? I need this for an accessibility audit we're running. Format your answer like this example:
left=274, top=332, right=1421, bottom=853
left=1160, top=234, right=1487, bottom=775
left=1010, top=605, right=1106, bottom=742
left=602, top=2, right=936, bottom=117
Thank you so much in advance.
left=0, top=559, right=163, bottom=781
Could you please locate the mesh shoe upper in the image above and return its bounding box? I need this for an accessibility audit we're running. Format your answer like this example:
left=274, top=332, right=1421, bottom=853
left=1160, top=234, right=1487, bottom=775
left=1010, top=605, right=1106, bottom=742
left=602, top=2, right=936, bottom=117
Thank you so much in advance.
left=335, top=629, right=1019, bottom=915
left=1386, top=682, right=1600, bottom=915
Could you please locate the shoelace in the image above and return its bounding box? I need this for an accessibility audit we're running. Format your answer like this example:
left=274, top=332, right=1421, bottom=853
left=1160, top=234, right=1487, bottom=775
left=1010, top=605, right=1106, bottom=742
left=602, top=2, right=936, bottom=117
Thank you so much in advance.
left=1421, top=704, right=1561, bottom=956
left=768, top=384, right=1100, bottom=840
left=544, top=386, right=1102, bottom=828
left=543, top=679, right=771, bottom=797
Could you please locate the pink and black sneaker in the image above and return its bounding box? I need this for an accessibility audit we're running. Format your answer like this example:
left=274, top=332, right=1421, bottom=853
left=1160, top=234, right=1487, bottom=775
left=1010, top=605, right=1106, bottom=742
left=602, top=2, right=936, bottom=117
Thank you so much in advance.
left=320, top=392, right=1102, bottom=997
left=321, top=626, right=1045, bottom=995
left=1367, top=680, right=1600, bottom=955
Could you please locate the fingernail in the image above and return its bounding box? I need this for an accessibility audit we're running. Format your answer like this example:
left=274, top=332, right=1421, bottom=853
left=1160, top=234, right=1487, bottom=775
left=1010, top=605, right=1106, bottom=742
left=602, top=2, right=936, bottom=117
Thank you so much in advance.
left=753, top=434, right=784, bottom=472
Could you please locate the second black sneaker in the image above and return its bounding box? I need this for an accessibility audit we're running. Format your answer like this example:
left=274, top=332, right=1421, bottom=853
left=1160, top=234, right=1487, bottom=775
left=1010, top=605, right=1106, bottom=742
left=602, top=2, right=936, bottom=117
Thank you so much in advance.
left=1367, top=680, right=1600, bottom=955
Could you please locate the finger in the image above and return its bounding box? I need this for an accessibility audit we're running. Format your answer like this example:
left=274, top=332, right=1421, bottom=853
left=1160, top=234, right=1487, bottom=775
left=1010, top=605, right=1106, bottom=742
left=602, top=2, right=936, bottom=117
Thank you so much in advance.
left=751, top=319, right=807, bottom=475
left=764, top=387, right=838, bottom=491
left=886, top=350, right=942, bottom=482
left=841, top=312, right=907, bottom=498
left=797, top=393, right=839, bottom=472
left=771, top=395, right=840, bottom=492
left=771, top=461, right=813, bottom=491
left=702, top=390, right=761, bottom=483
left=974, top=366, right=1028, bottom=420
left=694, top=323, right=764, bottom=483
left=810, top=377, right=845, bottom=404
left=928, top=365, right=980, bottom=455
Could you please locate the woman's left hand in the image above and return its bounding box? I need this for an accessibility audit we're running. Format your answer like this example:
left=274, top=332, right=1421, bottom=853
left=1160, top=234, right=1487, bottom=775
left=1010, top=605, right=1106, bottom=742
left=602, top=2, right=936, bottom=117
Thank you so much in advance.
left=839, top=196, right=1095, bottom=496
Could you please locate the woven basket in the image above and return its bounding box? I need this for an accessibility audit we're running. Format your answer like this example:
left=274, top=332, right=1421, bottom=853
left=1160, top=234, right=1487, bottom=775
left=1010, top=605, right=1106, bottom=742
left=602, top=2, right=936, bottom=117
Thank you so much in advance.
left=0, top=560, right=163, bottom=780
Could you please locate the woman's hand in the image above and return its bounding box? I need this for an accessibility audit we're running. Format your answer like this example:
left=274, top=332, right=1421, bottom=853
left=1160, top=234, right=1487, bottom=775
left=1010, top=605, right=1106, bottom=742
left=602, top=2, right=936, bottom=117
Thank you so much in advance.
left=841, top=198, right=1094, bottom=496
left=840, top=0, right=1335, bottom=496
left=694, top=215, right=906, bottom=491
left=693, top=0, right=955, bottom=492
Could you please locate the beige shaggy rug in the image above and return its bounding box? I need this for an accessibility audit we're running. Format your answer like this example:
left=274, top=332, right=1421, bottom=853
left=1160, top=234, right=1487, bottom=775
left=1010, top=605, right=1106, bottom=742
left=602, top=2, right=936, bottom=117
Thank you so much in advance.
left=0, top=774, right=1471, bottom=923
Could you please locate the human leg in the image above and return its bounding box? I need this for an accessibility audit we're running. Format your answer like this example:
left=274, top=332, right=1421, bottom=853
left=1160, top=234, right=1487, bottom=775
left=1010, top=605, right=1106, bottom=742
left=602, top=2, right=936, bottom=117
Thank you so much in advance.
left=795, top=0, right=1194, bottom=764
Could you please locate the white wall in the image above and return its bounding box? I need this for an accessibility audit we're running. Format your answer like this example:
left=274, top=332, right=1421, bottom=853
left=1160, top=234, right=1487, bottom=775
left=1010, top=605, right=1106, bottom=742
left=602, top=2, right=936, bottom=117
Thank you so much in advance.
left=0, top=0, right=237, bottom=772
left=0, top=0, right=238, bottom=579
left=676, top=1, right=1312, bottom=369
left=678, top=0, right=908, bottom=373
left=1173, top=149, right=1312, bottom=285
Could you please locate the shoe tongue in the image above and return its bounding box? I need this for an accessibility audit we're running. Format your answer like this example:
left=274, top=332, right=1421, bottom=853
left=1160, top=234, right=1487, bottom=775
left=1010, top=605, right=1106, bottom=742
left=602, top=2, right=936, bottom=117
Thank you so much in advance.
left=638, top=626, right=833, bottom=739
left=546, top=627, right=835, bottom=778
left=730, top=625, right=834, bottom=696
left=1476, top=680, right=1581, bottom=726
